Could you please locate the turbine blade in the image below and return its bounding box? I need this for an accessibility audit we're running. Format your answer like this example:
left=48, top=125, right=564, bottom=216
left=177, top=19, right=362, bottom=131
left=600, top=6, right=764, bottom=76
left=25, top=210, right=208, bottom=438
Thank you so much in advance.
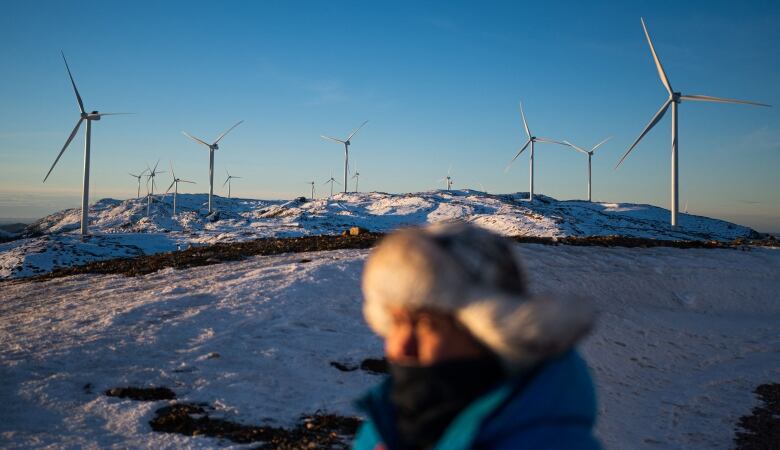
left=43, top=118, right=83, bottom=182
left=94, top=113, right=134, bottom=117
left=153, top=159, right=160, bottom=173
left=223, top=177, right=230, bottom=187
left=60, top=51, right=85, bottom=114
left=320, top=135, right=345, bottom=144
left=182, top=131, right=211, bottom=148
left=181, top=180, right=196, bottom=184
left=333, top=178, right=341, bottom=185
left=535, top=137, right=568, bottom=146
left=615, top=99, right=672, bottom=169
left=640, top=18, right=673, bottom=95
left=590, top=136, right=613, bottom=153
left=680, top=94, right=771, bottom=107
left=505, top=139, right=532, bottom=173
left=165, top=180, right=175, bottom=194
left=346, top=120, right=369, bottom=142
left=563, top=141, right=589, bottom=154
left=214, top=120, right=244, bottom=145
left=519, top=102, right=531, bottom=138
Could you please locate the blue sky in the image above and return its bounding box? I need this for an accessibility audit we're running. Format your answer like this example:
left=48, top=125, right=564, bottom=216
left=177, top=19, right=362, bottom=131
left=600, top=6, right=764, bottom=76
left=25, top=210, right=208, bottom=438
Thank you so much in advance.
left=1, top=0, right=779, bottom=231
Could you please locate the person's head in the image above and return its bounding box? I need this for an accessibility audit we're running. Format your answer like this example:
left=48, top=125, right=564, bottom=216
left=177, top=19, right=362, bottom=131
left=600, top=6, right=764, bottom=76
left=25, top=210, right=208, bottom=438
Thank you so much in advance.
left=362, top=222, right=594, bottom=371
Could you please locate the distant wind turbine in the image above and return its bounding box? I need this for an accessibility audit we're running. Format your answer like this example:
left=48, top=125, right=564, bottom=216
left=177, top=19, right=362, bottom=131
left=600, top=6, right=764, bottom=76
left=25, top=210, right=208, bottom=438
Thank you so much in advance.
left=165, top=162, right=195, bottom=217
left=129, top=169, right=148, bottom=199
left=321, top=120, right=368, bottom=193
left=324, top=171, right=341, bottom=197
left=616, top=18, right=770, bottom=227
left=182, top=120, right=243, bottom=214
left=145, top=160, right=166, bottom=217
left=563, top=137, right=612, bottom=202
left=307, top=181, right=316, bottom=200
left=438, top=165, right=454, bottom=191
left=223, top=169, right=242, bottom=199
left=43, top=51, right=131, bottom=236
left=506, top=102, right=568, bottom=201
left=351, top=162, right=361, bottom=193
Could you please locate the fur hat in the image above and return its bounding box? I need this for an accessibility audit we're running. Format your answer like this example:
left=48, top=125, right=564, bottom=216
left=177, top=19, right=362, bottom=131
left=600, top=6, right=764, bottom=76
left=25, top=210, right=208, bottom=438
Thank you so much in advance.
left=362, top=222, right=595, bottom=372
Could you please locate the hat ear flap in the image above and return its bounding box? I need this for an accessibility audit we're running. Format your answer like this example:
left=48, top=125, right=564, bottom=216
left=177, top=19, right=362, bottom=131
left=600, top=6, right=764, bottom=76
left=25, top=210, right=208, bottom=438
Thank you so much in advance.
left=457, top=294, right=595, bottom=372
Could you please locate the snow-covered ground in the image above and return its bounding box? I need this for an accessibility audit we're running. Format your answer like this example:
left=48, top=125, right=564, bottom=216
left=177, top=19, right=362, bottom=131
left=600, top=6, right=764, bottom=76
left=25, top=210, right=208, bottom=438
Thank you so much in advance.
left=0, top=191, right=759, bottom=279
left=1, top=244, right=777, bottom=449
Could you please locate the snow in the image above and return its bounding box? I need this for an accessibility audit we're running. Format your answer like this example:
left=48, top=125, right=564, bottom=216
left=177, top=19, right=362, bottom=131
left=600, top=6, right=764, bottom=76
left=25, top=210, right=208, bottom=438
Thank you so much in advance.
left=0, top=191, right=758, bottom=279
left=1, top=244, right=778, bottom=449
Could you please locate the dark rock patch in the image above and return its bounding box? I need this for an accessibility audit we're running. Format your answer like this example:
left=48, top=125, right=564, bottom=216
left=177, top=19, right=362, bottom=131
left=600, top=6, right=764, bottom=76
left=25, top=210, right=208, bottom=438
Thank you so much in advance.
left=105, top=386, right=176, bottom=401
left=330, top=361, right=358, bottom=372
left=360, top=358, right=388, bottom=375
left=734, top=383, right=780, bottom=450
left=150, top=403, right=360, bottom=448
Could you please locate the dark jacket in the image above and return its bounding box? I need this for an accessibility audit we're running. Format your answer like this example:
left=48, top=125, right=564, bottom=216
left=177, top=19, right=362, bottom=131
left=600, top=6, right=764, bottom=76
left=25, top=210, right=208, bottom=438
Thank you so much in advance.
left=353, top=350, right=602, bottom=450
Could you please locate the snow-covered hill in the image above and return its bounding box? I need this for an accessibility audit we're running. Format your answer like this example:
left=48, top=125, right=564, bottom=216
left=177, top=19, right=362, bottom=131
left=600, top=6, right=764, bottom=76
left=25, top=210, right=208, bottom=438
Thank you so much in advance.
left=1, top=190, right=759, bottom=279
left=1, top=245, right=777, bottom=449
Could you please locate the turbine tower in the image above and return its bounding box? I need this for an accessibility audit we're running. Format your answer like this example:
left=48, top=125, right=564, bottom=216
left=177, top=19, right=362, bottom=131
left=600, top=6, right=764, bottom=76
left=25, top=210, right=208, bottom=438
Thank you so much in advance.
left=145, top=160, right=166, bottom=217
left=321, top=120, right=368, bottom=193
left=563, top=137, right=612, bottom=202
left=616, top=18, right=770, bottom=227
left=223, top=169, right=242, bottom=199
left=507, top=102, right=568, bottom=201
left=43, top=52, right=130, bottom=236
left=182, top=120, right=243, bottom=214
left=324, top=172, right=340, bottom=197
left=129, top=169, right=148, bottom=199
left=165, top=162, right=195, bottom=217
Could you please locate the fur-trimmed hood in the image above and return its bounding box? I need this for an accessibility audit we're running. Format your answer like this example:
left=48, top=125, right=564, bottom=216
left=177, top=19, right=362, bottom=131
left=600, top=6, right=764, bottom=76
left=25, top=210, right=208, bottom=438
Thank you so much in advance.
left=361, top=223, right=595, bottom=372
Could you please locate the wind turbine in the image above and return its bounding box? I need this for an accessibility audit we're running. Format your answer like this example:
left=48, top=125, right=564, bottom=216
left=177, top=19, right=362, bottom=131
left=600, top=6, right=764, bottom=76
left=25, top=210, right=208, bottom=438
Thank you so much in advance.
left=43, top=51, right=130, bottom=236
left=307, top=181, right=316, bottom=200
left=563, top=137, right=612, bottom=202
left=324, top=171, right=341, bottom=197
left=165, top=162, right=195, bottom=216
left=321, top=120, right=368, bottom=193
left=616, top=18, right=770, bottom=227
left=129, top=169, right=148, bottom=199
left=438, top=165, right=454, bottom=191
left=223, top=169, right=242, bottom=199
left=145, top=160, right=165, bottom=217
left=506, top=102, right=568, bottom=201
left=351, top=162, right=361, bottom=193
left=182, top=120, right=243, bottom=214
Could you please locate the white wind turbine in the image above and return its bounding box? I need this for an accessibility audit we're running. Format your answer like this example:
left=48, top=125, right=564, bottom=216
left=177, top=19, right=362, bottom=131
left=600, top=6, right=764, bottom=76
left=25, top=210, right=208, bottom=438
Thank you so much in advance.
left=324, top=171, right=341, bottom=197
left=182, top=120, right=243, bottom=214
left=616, top=18, right=771, bottom=227
left=43, top=51, right=130, bottom=236
left=563, top=137, right=612, bottom=202
left=307, top=181, right=316, bottom=200
left=438, top=165, right=454, bottom=191
left=507, top=102, right=568, bottom=201
left=351, top=162, right=361, bottom=193
left=129, top=169, right=148, bottom=199
left=321, top=120, right=368, bottom=193
left=223, top=169, right=242, bottom=199
left=145, top=160, right=166, bottom=217
left=165, top=162, right=195, bottom=217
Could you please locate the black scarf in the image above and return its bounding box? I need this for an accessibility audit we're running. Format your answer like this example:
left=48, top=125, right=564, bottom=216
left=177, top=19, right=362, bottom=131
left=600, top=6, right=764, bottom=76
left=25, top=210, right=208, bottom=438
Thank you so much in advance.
left=389, top=357, right=505, bottom=450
